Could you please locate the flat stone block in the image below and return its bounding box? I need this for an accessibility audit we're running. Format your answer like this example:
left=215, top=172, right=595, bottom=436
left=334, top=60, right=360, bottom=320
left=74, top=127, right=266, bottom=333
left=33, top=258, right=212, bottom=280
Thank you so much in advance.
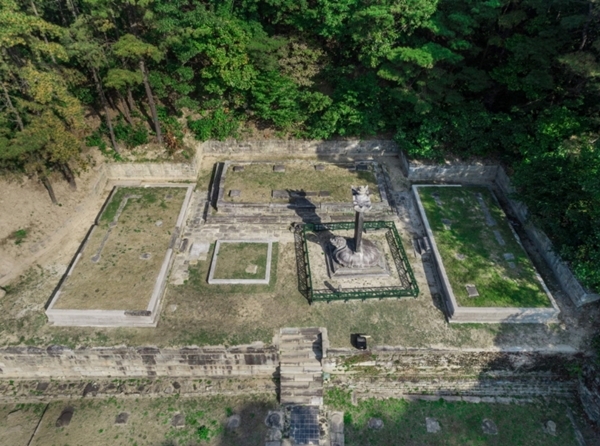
left=229, top=189, right=241, bottom=197
left=232, top=165, right=245, bottom=172
left=272, top=190, right=289, bottom=199
left=273, top=165, right=285, bottom=172
left=465, top=284, right=479, bottom=298
left=314, top=164, right=325, bottom=171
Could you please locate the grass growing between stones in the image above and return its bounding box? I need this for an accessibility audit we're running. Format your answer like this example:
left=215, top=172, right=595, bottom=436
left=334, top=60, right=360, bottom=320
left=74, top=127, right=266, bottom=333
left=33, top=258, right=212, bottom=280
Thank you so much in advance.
left=418, top=186, right=551, bottom=308
left=223, top=161, right=381, bottom=203
left=24, top=394, right=277, bottom=446
left=212, top=242, right=269, bottom=280
left=325, top=389, right=577, bottom=445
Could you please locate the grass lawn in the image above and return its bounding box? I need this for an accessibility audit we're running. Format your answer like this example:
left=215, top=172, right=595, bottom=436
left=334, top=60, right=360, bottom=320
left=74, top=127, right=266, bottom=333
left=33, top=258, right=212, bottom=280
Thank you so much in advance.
left=418, top=186, right=551, bottom=308
left=326, top=389, right=577, bottom=446
left=22, top=393, right=277, bottom=446
left=223, top=161, right=380, bottom=203
left=212, top=242, right=269, bottom=280
left=53, top=186, right=187, bottom=310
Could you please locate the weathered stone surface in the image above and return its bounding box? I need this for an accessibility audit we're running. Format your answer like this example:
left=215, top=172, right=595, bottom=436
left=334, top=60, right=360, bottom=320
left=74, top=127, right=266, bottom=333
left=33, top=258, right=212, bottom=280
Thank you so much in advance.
left=265, top=411, right=284, bottom=430
left=171, top=413, right=185, bottom=427
left=226, top=414, right=241, bottom=430
left=245, top=264, right=258, bottom=274
left=482, top=419, right=498, bottom=435
left=155, top=220, right=163, bottom=227
left=229, top=190, right=241, bottom=197
left=426, top=417, right=441, bottom=433
left=314, top=164, right=325, bottom=171
left=232, top=165, right=245, bottom=172
left=266, top=427, right=283, bottom=441
left=115, top=412, right=129, bottom=425
left=466, top=284, right=479, bottom=298
left=544, top=420, right=557, bottom=436
left=368, top=418, right=384, bottom=430
left=56, top=407, right=74, bottom=427
left=273, top=165, right=285, bottom=172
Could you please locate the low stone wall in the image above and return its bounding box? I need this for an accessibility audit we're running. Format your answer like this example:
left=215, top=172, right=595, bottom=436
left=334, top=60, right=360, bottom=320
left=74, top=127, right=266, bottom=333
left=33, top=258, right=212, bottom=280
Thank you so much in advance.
left=0, top=344, right=278, bottom=379
left=323, top=349, right=579, bottom=400
left=407, top=160, right=500, bottom=183
left=201, top=139, right=398, bottom=157
left=405, top=155, right=599, bottom=307
left=579, top=364, right=600, bottom=424
left=104, top=157, right=199, bottom=181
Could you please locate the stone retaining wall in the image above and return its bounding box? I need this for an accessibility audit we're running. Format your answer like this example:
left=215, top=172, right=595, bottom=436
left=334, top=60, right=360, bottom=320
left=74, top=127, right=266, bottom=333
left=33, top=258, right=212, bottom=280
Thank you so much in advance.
left=104, top=158, right=199, bottom=181
left=201, top=139, right=398, bottom=157
left=0, top=344, right=278, bottom=379
left=404, top=156, right=599, bottom=307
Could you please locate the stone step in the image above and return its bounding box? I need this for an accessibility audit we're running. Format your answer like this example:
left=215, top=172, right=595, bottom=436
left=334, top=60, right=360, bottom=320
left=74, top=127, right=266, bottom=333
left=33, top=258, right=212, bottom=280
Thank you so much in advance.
left=281, top=374, right=323, bottom=383
left=280, top=395, right=323, bottom=406
left=280, top=366, right=322, bottom=375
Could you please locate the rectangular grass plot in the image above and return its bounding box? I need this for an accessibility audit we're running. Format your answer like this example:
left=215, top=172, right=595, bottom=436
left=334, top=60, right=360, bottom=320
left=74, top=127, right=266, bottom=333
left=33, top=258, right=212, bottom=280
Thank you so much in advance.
left=208, top=240, right=274, bottom=285
left=46, top=185, right=193, bottom=326
left=415, top=185, right=553, bottom=309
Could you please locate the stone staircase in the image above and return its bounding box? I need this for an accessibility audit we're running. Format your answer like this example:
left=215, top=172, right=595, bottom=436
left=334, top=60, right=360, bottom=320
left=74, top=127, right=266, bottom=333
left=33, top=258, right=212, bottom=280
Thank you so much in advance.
left=278, top=327, right=328, bottom=406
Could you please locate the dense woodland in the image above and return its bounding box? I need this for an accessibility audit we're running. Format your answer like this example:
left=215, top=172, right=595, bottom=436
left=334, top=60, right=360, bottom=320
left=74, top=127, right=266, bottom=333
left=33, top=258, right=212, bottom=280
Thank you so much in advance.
left=0, top=0, right=598, bottom=291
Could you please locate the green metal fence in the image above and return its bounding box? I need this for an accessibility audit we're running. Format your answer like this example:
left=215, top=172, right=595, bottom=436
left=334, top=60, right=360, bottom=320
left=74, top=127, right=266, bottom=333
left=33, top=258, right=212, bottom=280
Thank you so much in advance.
left=298, top=221, right=419, bottom=303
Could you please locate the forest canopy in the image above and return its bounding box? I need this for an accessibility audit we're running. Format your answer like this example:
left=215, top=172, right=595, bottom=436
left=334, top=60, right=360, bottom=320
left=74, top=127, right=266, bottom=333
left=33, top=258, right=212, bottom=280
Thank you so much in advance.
left=0, top=0, right=599, bottom=291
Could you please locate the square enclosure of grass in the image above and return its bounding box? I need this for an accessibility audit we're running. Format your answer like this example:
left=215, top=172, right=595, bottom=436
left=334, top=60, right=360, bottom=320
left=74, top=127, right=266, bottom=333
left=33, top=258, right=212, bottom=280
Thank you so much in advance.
left=208, top=240, right=274, bottom=284
left=49, top=186, right=189, bottom=313
left=416, top=185, right=553, bottom=309
left=223, top=161, right=381, bottom=203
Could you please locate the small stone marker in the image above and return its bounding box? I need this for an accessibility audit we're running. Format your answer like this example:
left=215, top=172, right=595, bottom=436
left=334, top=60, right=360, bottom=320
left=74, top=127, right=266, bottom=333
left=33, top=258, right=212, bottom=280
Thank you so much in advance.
left=139, top=252, right=152, bottom=260
left=482, top=419, right=498, bottom=435
left=368, top=418, right=384, bottom=430
left=155, top=220, right=163, bottom=227
left=426, top=417, right=441, bottom=433
left=493, top=230, right=506, bottom=246
left=442, top=218, right=452, bottom=230
left=466, top=284, right=479, bottom=298
left=265, top=411, right=284, bottom=430
left=544, top=420, right=557, bottom=436
left=232, top=165, right=245, bottom=172
left=229, top=189, right=241, bottom=197
left=273, top=165, right=285, bottom=172
left=226, top=414, right=241, bottom=431
left=171, top=413, right=185, bottom=428
left=272, top=190, right=289, bottom=199
left=115, top=412, right=129, bottom=425
left=356, top=163, right=369, bottom=171
left=165, top=194, right=173, bottom=200
left=503, top=253, right=515, bottom=260
left=179, top=238, right=189, bottom=253
left=245, top=264, right=258, bottom=274
left=56, top=407, right=74, bottom=427
left=314, top=164, right=325, bottom=171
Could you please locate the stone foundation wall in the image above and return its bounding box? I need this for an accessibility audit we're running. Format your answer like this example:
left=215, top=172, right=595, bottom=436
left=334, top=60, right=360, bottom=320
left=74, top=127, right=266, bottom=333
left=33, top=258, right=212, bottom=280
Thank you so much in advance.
left=0, top=345, right=278, bottom=379
left=201, top=139, right=398, bottom=157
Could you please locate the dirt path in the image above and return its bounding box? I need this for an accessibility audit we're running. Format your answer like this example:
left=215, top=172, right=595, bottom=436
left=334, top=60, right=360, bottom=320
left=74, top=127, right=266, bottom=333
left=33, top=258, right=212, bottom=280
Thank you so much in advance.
left=0, top=156, right=109, bottom=287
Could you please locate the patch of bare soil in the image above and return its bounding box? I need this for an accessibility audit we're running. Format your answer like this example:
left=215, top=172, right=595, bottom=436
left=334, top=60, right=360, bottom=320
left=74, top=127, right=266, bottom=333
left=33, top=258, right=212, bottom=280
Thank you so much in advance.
left=0, top=154, right=109, bottom=288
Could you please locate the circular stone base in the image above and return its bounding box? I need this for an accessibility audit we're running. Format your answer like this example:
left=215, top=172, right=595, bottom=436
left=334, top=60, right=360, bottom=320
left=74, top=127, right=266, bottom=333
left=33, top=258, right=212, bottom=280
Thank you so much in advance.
left=333, top=237, right=382, bottom=268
